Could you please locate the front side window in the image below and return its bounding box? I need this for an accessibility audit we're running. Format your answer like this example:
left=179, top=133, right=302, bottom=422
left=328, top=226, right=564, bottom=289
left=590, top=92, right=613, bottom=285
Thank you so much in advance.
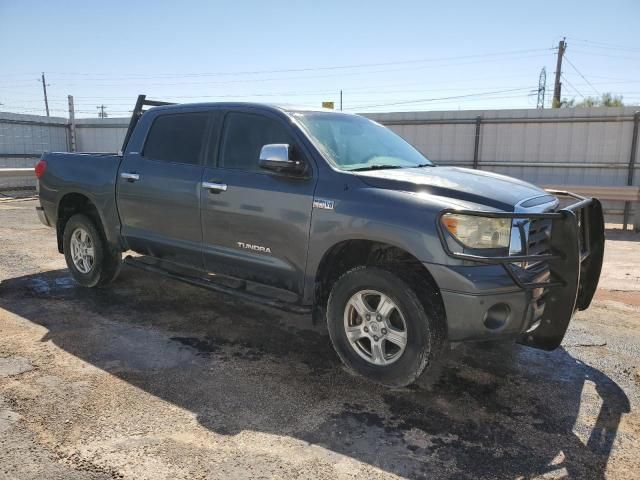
left=294, top=112, right=432, bottom=171
left=143, top=112, right=209, bottom=165
left=219, top=112, right=293, bottom=172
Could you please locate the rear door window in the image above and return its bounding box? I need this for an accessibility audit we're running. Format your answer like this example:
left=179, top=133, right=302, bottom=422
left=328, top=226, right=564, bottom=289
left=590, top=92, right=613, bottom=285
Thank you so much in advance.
left=143, top=112, right=209, bottom=165
left=219, top=112, right=293, bottom=172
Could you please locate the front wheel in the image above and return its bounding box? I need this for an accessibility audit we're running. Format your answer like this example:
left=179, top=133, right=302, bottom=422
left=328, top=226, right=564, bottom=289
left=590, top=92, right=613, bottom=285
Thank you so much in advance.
left=63, top=213, right=121, bottom=287
left=326, top=266, right=445, bottom=388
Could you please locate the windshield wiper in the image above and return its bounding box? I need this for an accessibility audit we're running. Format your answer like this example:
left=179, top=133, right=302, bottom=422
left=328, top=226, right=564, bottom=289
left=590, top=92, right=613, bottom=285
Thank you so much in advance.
left=349, top=165, right=405, bottom=172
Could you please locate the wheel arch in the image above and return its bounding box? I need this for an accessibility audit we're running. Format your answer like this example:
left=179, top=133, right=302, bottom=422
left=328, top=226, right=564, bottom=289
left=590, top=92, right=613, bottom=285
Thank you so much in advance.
left=56, top=192, right=108, bottom=254
left=311, top=239, right=446, bottom=328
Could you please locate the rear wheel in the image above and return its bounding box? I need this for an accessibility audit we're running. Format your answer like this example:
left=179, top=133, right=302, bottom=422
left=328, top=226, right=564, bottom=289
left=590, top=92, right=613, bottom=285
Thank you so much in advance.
left=63, top=213, right=121, bottom=287
left=326, top=266, right=445, bottom=388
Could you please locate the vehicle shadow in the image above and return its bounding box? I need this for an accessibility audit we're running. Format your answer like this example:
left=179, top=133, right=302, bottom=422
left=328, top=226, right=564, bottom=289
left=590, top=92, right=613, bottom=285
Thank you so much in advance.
left=0, top=268, right=631, bottom=479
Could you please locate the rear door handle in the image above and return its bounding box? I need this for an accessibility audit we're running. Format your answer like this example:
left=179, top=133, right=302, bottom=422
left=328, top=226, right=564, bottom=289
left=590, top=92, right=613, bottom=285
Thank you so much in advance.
left=202, top=181, right=228, bottom=192
left=120, top=172, right=140, bottom=182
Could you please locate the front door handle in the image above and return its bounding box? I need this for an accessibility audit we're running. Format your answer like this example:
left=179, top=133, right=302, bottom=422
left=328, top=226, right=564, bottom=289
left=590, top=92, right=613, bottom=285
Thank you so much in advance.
left=202, top=181, right=228, bottom=193
left=120, top=172, right=140, bottom=182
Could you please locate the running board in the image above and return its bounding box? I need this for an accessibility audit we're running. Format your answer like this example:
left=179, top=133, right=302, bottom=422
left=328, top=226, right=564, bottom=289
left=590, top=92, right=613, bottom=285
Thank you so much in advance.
left=123, top=256, right=311, bottom=314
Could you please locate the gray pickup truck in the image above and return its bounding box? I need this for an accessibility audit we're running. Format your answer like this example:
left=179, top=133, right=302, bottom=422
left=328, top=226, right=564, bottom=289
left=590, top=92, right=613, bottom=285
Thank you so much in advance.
left=35, top=95, right=604, bottom=387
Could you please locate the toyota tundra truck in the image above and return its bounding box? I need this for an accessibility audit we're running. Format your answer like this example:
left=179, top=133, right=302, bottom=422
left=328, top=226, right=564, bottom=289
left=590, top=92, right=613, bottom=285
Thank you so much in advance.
left=34, top=95, right=605, bottom=387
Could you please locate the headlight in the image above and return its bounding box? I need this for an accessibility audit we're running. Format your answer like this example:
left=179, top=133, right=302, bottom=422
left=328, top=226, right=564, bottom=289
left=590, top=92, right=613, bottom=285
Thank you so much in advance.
left=441, top=213, right=512, bottom=249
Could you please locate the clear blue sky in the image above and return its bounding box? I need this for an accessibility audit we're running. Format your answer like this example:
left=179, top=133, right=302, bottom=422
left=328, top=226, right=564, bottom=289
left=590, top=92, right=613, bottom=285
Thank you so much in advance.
left=1, top=0, right=639, bottom=117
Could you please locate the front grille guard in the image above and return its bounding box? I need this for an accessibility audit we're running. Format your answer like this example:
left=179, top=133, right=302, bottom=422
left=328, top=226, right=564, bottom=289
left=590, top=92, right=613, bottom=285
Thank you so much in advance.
left=437, top=190, right=605, bottom=351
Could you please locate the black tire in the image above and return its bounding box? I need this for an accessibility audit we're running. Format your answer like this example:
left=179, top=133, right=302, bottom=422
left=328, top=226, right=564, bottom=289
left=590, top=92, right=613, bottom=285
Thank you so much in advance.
left=63, top=213, right=121, bottom=288
left=326, top=266, right=445, bottom=388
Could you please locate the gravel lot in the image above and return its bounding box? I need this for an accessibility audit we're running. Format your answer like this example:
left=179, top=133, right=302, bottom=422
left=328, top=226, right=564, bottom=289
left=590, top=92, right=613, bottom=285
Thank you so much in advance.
left=1, top=194, right=639, bottom=479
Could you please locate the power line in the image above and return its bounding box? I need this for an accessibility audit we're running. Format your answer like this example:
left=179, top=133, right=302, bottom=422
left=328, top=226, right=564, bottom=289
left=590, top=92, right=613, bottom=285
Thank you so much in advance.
left=566, top=37, right=640, bottom=53
left=1, top=48, right=553, bottom=81
left=349, top=94, right=541, bottom=112
left=19, top=78, right=633, bottom=103
left=0, top=71, right=545, bottom=90
left=12, top=91, right=607, bottom=116
left=561, top=74, right=585, bottom=98
left=0, top=52, right=556, bottom=88
left=0, top=54, right=555, bottom=90
left=563, top=55, right=600, bottom=96
left=10, top=87, right=640, bottom=113
left=568, top=48, right=640, bottom=61
left=2, top=89, right=536, bottom=114
left=345, top=87, right=533, bottom=109
left=51, top=74, right=556, bottom=98
left=10, top=84, right=543, bottom=106
left=7, top=80, right=640, bottom=108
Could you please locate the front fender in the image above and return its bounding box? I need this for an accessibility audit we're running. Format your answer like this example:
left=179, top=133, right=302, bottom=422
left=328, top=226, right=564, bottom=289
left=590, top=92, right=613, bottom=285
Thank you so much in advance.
left=302, top=183, right=457, bottom=304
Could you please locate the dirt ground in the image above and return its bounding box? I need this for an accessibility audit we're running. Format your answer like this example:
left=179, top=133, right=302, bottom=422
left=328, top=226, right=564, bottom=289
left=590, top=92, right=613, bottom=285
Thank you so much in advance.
left=1, top=194, right=639, bottom=480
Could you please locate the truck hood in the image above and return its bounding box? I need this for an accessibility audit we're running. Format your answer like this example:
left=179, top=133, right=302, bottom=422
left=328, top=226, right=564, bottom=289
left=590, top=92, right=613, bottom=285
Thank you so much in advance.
left=354, top=166, right=549, bottom=211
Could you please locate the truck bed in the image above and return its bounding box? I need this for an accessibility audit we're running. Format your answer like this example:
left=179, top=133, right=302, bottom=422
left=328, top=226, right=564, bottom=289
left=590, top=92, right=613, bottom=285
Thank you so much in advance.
left=37, top=151, right=124, bottom=250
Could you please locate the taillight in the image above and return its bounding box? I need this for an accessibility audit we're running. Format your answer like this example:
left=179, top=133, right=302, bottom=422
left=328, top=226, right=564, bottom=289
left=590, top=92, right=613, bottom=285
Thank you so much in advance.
left=34, top=159, right=47, bottom=178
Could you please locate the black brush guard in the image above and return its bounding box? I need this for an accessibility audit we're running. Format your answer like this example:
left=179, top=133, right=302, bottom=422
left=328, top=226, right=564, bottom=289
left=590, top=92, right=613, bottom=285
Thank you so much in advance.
left=437, top=191, right=605, bottom=351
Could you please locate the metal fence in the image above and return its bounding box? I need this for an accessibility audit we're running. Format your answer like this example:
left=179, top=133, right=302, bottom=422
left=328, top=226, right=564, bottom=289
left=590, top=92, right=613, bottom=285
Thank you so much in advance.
left=369, top=107, right=640, bottom=225
left=0, top=113, right=68, bottom=187
left=75, top=118, right=129, bottom=153
left=1, top=107, right=638, bottom=225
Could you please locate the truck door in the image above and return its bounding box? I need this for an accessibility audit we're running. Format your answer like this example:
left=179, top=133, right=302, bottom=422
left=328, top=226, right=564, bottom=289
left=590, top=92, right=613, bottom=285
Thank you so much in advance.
left=200, top=110, right=317, bottom=296
left=116, top=111, right=210, bottom=268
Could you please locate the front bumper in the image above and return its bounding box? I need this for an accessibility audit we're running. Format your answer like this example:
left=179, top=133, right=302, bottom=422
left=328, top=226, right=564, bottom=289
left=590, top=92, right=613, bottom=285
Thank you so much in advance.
left=435, top=191, right=605, bottom=350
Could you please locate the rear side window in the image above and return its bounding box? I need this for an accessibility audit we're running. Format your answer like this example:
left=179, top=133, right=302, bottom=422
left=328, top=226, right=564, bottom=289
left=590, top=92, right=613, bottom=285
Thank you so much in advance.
left=219, top=112, right=293, bottom=172
left=143, top=112, right=208, bottom=165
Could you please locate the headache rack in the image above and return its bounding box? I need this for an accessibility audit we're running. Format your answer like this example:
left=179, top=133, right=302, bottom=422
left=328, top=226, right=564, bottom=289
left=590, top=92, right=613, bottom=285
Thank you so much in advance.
left=437, top=190, right=605, bottom=351
left=121, top=94, right=176, bottom=154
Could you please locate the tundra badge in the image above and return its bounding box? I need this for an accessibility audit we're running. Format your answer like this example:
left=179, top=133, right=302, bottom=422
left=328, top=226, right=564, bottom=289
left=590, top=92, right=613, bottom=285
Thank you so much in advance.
left=237, top=242, right=272, bottom=254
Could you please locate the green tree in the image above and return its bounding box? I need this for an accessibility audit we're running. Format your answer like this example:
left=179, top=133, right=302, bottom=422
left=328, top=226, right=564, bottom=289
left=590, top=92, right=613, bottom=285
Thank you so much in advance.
left=557, top=92, right=624, bottom=108
left=596, top=93, right=624, bottom=107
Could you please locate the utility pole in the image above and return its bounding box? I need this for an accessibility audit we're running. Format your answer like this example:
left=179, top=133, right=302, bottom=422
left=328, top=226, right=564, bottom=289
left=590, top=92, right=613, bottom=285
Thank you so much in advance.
left=340, top=90, right=343, bottom=111
left=68, top=95, right=77, bottom=152
left=97, top=104, right=108, bottom=118
left=39, top=72, right=50, bottom=116
left=552, top=38, right=566, bottom=108
left=536, top=67, right=546, bottom=109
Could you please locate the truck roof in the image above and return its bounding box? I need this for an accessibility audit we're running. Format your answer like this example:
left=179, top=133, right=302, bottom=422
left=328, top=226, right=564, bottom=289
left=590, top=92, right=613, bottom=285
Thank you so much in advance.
left=147, top=102, right=355, bottom=115
left=121, top=95, right=357, bottom=153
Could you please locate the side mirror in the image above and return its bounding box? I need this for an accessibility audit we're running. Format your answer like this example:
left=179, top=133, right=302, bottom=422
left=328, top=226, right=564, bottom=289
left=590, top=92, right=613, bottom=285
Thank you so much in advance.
left=259, top=144, right=305, bottom=174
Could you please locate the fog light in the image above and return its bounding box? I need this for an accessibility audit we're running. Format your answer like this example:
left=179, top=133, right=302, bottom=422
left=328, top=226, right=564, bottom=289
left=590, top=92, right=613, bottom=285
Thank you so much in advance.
left=483, top=303, right=511, bottom=330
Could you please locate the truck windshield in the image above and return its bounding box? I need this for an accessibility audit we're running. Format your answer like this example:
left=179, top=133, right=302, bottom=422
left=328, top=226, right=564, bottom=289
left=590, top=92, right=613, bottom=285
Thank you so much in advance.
left=294, top=112, right=433, bottom=171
